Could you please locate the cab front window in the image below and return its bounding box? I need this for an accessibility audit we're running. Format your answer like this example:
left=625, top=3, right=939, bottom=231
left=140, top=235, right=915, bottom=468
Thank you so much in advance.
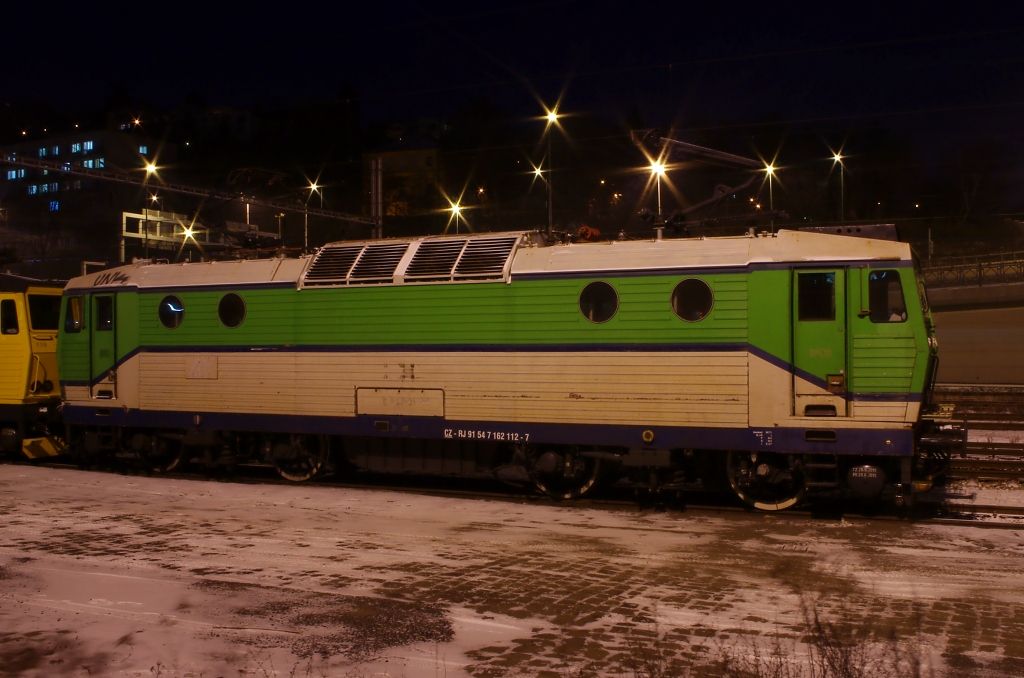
left=28, top=295, right=60, bottom=330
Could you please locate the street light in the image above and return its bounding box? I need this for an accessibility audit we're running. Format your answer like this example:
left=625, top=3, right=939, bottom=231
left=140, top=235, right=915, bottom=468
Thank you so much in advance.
left=304, top=180, right=322, bottom=251
left=448, top=200, right=463, bottom=234
left=540, top=104, right=562, bottom=237
left=764, top=163, right=776, bottom=229
left=649, top=160, right=667, bottom=219
left=136, top=160, right=162, bottom=260
left=831, top=151, right=845, bottom=222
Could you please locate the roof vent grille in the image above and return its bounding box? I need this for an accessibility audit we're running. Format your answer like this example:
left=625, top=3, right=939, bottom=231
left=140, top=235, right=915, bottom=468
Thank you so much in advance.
left=405, top=240, right=467, bottom=281
left=300, top=232, right=524, bottom=288
left=454, top=236, right=519, bottom=279
left=348, top=243, right=409, bottom=282
left=303, top=245, right=362, bottom=285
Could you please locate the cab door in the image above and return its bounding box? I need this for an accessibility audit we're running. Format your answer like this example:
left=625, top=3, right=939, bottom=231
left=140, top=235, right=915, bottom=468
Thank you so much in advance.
left=89, top=294, right=117, bottom=399
left=25, top=289, right=61, bottom=398
left=792, top=269, right=848, bottom=416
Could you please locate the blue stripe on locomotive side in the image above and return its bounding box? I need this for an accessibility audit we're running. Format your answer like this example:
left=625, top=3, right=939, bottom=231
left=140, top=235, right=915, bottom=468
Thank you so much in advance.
left=62, top=405, right=915, bottom=457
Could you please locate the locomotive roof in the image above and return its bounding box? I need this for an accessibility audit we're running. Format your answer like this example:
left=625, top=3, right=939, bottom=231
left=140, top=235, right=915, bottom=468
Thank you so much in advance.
left=64, top=229, right=912, bottom=291
left=511, top=229, right=910, bottom=277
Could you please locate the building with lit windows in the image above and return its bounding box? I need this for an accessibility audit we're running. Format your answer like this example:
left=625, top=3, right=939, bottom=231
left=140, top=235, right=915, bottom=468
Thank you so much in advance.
left=0, top=129, right=168, bottom=278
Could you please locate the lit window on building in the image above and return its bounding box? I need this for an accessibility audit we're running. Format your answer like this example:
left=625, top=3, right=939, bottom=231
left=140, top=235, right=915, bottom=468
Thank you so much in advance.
left=71, top=142, right=81, bottom=153
left=51, top=145, right=59, bottom=156
left=83, top=159, right=94, bottom=168
left=49, top=200, right=60, bottom=212
left=27, top=185, right=37, bottom=195
left=139, top=145, right=148, bottom=155
left=49, top=182, right=58, bottom=192
left=83, top=140, right=94, bottom=151
left=62, top=162, right=71, bottom=172
left=39, top=184, right=48, bottom=193
left=38, top=147, right=47, bottom=158
left=96, top=157, right=105, bottom=168
left=6, top=170, right=16, bottom=180
left=18, top=169, right=25, bottom=179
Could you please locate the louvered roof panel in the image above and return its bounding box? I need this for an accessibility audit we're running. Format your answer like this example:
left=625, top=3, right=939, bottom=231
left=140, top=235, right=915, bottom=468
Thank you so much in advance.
left=298, top=231, right=528, bottom=288
left=302, top=245, right=363, bottom=285
left=348, top=242, right=410, bottom=282
left=453, top=235, right=519, bottom=278
left=405, top=239, right=466, bottom=279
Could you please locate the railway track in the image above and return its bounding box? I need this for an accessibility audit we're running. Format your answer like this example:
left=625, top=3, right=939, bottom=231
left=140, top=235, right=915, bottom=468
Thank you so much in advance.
left=950, top=455, right=1024, bottom=481
left=933, top=382, right=1024, bottom=428
left=951, top=442, right=1024, bottom=480
left=934, top=382, right=1024, bottom=479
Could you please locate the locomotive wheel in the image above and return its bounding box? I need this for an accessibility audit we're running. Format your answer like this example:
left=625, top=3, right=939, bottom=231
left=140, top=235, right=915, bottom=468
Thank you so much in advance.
left=271, top=434, right=327, bottom=482
left=530, top=447, right=602, bottom=500
left=725, top=451, right=805, bottom=511
left=140, top=433, right=184, bottom=474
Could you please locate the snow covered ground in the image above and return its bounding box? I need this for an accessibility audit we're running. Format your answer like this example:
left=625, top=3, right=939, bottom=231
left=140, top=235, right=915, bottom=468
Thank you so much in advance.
left=2, top=465, right=1024, bottom=677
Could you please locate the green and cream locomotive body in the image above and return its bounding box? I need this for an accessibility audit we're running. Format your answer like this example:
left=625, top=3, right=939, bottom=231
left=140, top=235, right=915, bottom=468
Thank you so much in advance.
left=57, top=229, right=959, bottom=509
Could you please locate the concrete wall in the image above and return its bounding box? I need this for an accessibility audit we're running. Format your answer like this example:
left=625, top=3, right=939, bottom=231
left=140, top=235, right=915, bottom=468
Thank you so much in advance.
left=927, top=281, right=1024, bottom=310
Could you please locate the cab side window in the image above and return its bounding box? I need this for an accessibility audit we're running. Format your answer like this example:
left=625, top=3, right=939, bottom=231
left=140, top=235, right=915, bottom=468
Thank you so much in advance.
left=96, top=296, right=114, bottom=331
left=1, top=299, right=19, bottom=334
left=798, top=272, right=835, bottom=321
left=869, top=270, right=907, bottom=323
left=65, top=297, right=83, bottom=333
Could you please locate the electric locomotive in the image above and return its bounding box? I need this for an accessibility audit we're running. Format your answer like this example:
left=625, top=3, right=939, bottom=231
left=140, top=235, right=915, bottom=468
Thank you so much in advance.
left=55, top=229, right=964, bottom=509
left=0, top=274, right=65, bottom=459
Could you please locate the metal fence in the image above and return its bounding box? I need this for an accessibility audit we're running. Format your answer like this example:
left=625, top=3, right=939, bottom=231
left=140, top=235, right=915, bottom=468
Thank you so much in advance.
left=922, top=251, right=1024, bottom=287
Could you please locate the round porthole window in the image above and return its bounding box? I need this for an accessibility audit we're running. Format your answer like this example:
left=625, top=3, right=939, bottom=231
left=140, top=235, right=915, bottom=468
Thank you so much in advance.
left=579, top=281, right=618, bottom=323
left=671, top=279, right=713, bottom=322
left=158, top=295, right=184, bottom=329
left=218, top=293, right=246, bottom=328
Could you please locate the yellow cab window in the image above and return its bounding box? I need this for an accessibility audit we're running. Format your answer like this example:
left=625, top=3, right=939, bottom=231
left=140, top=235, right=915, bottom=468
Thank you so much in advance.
left=1, top=299, right=19, bottom=335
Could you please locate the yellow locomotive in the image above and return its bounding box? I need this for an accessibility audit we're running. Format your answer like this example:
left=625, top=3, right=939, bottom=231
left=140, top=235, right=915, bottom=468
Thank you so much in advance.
left=0, top=274, right=64, bottom=459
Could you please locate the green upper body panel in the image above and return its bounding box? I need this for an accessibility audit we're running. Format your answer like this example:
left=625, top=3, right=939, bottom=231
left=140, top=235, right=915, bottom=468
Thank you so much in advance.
left=57, top=230, right=930, bottom=395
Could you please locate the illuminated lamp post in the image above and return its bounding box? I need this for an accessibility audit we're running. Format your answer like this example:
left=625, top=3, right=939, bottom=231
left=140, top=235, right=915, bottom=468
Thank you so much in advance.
left=304, top=180, right=322, bottom=251
left=540, top=104, right=562, bottom=237
left=764, top=163, right=776, bottom=229
left=832, top=151, right=845, bottom=222
left=649, top=160, right=666, bottom=220
left=449, top=201, right=463, bottom=234
left=141, top=161, right=159, bottom=260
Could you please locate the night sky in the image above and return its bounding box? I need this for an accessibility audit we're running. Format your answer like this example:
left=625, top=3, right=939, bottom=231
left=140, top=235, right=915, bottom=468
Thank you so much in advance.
left=6, top=2, right=1024, bottom=207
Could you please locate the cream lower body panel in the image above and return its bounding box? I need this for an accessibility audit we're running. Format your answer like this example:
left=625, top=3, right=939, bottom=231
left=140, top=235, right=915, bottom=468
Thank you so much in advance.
left=65, top=350, right=917, bottom=431
left=121, top=350, right=749, bottom=428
